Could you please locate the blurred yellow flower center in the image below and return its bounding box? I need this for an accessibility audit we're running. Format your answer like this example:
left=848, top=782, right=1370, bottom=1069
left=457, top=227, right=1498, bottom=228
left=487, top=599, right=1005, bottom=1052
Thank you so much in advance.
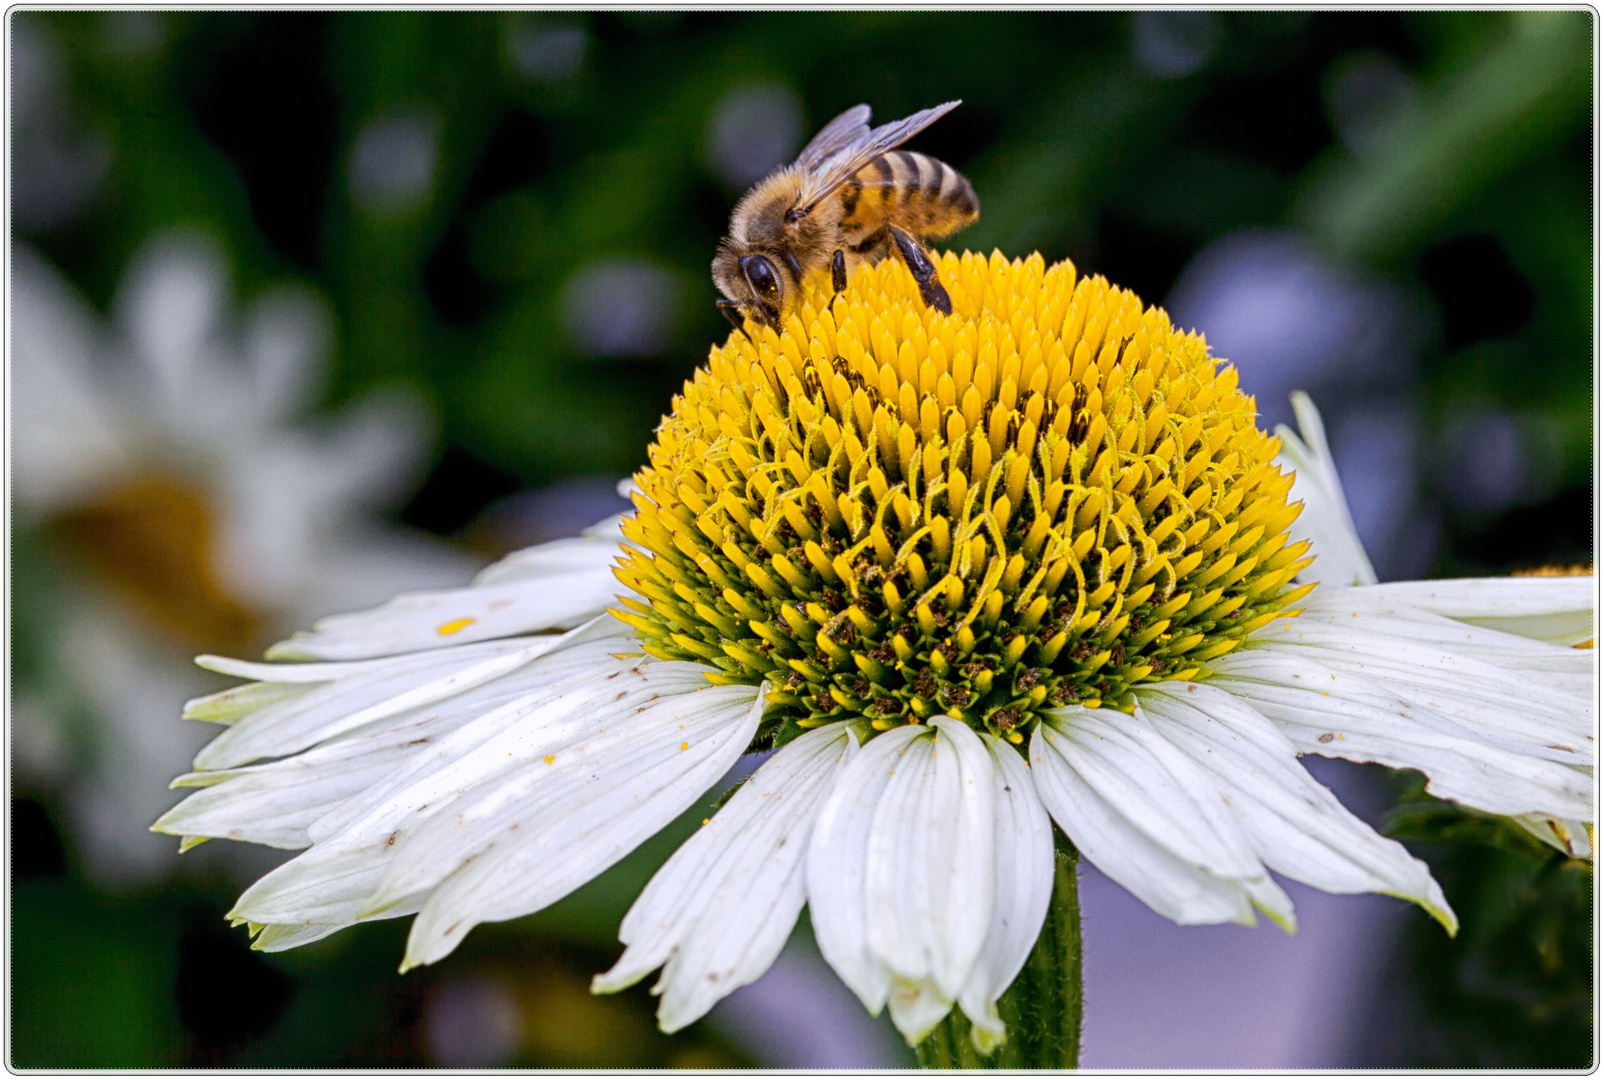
left=615, top=251, right=1312, bottom=743
left=47, top=473, right=262, bottom=654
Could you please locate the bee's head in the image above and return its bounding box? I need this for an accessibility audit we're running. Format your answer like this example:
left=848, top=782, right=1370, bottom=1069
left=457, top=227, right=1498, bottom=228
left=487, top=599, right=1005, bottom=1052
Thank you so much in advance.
left=712, top=242, right=787, bottom=329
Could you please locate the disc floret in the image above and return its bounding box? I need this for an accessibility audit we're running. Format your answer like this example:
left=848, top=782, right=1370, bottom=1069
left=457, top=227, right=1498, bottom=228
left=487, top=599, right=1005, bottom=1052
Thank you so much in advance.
left=614, top=251, right=1313, bottom=746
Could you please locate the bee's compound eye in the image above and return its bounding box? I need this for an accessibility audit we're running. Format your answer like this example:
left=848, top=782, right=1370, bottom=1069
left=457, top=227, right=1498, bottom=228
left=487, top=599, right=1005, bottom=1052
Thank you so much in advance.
left=739, top=255, right=781, bottom=298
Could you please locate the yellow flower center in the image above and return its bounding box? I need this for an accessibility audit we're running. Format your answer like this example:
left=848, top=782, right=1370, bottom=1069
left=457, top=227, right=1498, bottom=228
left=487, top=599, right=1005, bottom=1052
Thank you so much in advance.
left=614, top=251, right=1312, bottom=744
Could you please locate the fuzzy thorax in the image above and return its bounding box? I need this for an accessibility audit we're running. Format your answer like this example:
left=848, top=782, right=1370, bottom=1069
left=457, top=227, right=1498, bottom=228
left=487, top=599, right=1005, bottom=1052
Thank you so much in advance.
left=614, top=251, right=1313, bottom=746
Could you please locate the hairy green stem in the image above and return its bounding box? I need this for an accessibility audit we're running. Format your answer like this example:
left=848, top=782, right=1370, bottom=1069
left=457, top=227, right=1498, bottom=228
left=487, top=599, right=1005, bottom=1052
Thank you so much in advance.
left=916, top=839, right=1083, bottom=1069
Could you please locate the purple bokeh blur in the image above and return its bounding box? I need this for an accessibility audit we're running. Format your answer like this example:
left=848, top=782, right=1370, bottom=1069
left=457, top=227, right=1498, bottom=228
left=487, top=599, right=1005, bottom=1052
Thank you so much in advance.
left=1167, top=228, right=1436, bottom=580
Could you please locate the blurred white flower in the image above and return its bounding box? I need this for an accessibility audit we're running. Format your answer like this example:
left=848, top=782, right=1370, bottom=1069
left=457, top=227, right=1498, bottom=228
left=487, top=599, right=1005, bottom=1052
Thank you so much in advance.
left=706, top=82, right=804, bottom=187
left=12, top=232, right=479, bottom=885
left=349, top=113, right=440, bottom=216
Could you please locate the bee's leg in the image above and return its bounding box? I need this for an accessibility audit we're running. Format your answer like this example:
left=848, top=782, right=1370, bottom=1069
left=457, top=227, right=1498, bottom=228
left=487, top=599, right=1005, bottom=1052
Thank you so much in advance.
left=888, top=225, right=952, bottom=315
left=716, top=299, right=754, bottom=343
left=852, top=226, right=891, bottom=263
left=831, top=249, right=847, bottom=296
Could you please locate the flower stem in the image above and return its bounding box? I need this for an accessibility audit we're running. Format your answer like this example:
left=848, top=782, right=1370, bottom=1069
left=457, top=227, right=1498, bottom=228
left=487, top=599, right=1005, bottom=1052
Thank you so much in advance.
left=916, top=838, right=1083, bottom=1069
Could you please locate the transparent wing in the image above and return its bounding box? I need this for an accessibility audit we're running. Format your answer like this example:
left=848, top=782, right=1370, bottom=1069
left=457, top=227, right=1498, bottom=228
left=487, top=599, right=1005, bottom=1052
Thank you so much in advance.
left=795, top=100, right=962, bottom=213
left=795, top=104, right=872, bottom=170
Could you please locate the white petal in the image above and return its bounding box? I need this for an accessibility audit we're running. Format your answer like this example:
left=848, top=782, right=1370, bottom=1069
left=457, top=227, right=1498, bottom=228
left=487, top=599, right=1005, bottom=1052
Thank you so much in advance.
left=470, top=519, right=629, bottom=587
left=1511, top=814, right=1594, bottom=860
left=1210, top=647, right=1593, bottom=820
left=593, top=722, right=856, bottom=1032
left=1274, top=390, right=1378, bottom=588
left=228, top=647, right=693, bottom=928
left=197, top=652, right=425, bottom=684
left=396, top=681, right=765, bottom=968
left=182, top=681, right=316, bottom=725
left=252, top=921, right=347, bottom=952
left=956, top=734, right=1055, bottom=1052
left=885, top=975, right=958, bottom=1048
left=1138, top=681, right=1456, bottom=933
left=1038, top=709, right=1263, bottom=880
left=807, top=724, right=925, bottom=1016
left=155, top=748, right=402, bottom=849
left=1028, top=713, right=1292, bottom=930
left=266, top=533, right=626, bottom=660
left=302, top=632, right=648, bottom=846
left=1346, top=576, right=1595, bottom=646
left=156, top=672, right=546, bottom=848
left=1299, top=586, right=1594, bottom=678
left=1245, top=615, right=1593, bottom=765
left=863, top=717, right=996, bottom=1017
left=192, top=633, right=581, bottom=770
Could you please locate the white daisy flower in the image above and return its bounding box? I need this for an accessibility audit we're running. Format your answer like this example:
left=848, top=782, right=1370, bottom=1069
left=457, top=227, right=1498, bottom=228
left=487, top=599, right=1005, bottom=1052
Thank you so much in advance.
left=15, top=233, right=475, bottom=884
left=156, top=255, right=1593, bottom=1054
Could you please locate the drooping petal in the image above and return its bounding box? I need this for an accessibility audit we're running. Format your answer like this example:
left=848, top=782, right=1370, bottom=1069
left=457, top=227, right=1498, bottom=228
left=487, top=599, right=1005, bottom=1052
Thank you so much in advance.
left=807, top=724, right=924, bottom=1018
left=592, top=722, right=857, bottom=1032
left=1137, top=681, right=1456, bottom=933
left=1028, top=710, right=1293, bottom=930
left=396, top=680, right=765, bottom=969
left=1210, top=648, right=1592, bottom=821
left=865, top=717, right=997, bottom=1043
left=265, top=528, right=627, bottom=660
left=956, top=734, right=1055, bottom=1053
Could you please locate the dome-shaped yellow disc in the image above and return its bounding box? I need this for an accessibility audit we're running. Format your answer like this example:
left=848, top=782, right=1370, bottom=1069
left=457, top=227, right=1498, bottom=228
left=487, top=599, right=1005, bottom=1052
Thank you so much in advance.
left=615, top=251, right=1313, bottom=746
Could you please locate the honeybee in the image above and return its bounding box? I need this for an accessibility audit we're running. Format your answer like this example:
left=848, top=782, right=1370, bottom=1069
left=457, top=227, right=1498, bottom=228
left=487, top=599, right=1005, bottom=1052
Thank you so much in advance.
left=712, top=100, right=979, bottom=332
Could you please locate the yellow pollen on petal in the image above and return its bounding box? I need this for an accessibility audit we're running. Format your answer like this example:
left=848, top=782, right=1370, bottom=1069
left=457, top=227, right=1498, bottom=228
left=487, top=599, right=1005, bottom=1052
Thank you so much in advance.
left=437, top=617, right=476, bottom=635
left=613, top=251, right=1310, bottom=741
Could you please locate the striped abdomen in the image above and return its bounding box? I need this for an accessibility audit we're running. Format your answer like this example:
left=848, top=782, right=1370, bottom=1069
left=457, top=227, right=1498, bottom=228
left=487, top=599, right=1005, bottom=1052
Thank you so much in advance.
left=837, top=150, right=979, bottom=241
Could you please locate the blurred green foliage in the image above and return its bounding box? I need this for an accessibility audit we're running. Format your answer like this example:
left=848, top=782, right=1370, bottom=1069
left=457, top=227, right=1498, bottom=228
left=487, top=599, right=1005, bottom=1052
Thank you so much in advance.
left=1384, top=773, right=1594, bottom=1068
left=12, top=882, right=183, bottom=1068
left=12, top=9, right=1592, bottom=1067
